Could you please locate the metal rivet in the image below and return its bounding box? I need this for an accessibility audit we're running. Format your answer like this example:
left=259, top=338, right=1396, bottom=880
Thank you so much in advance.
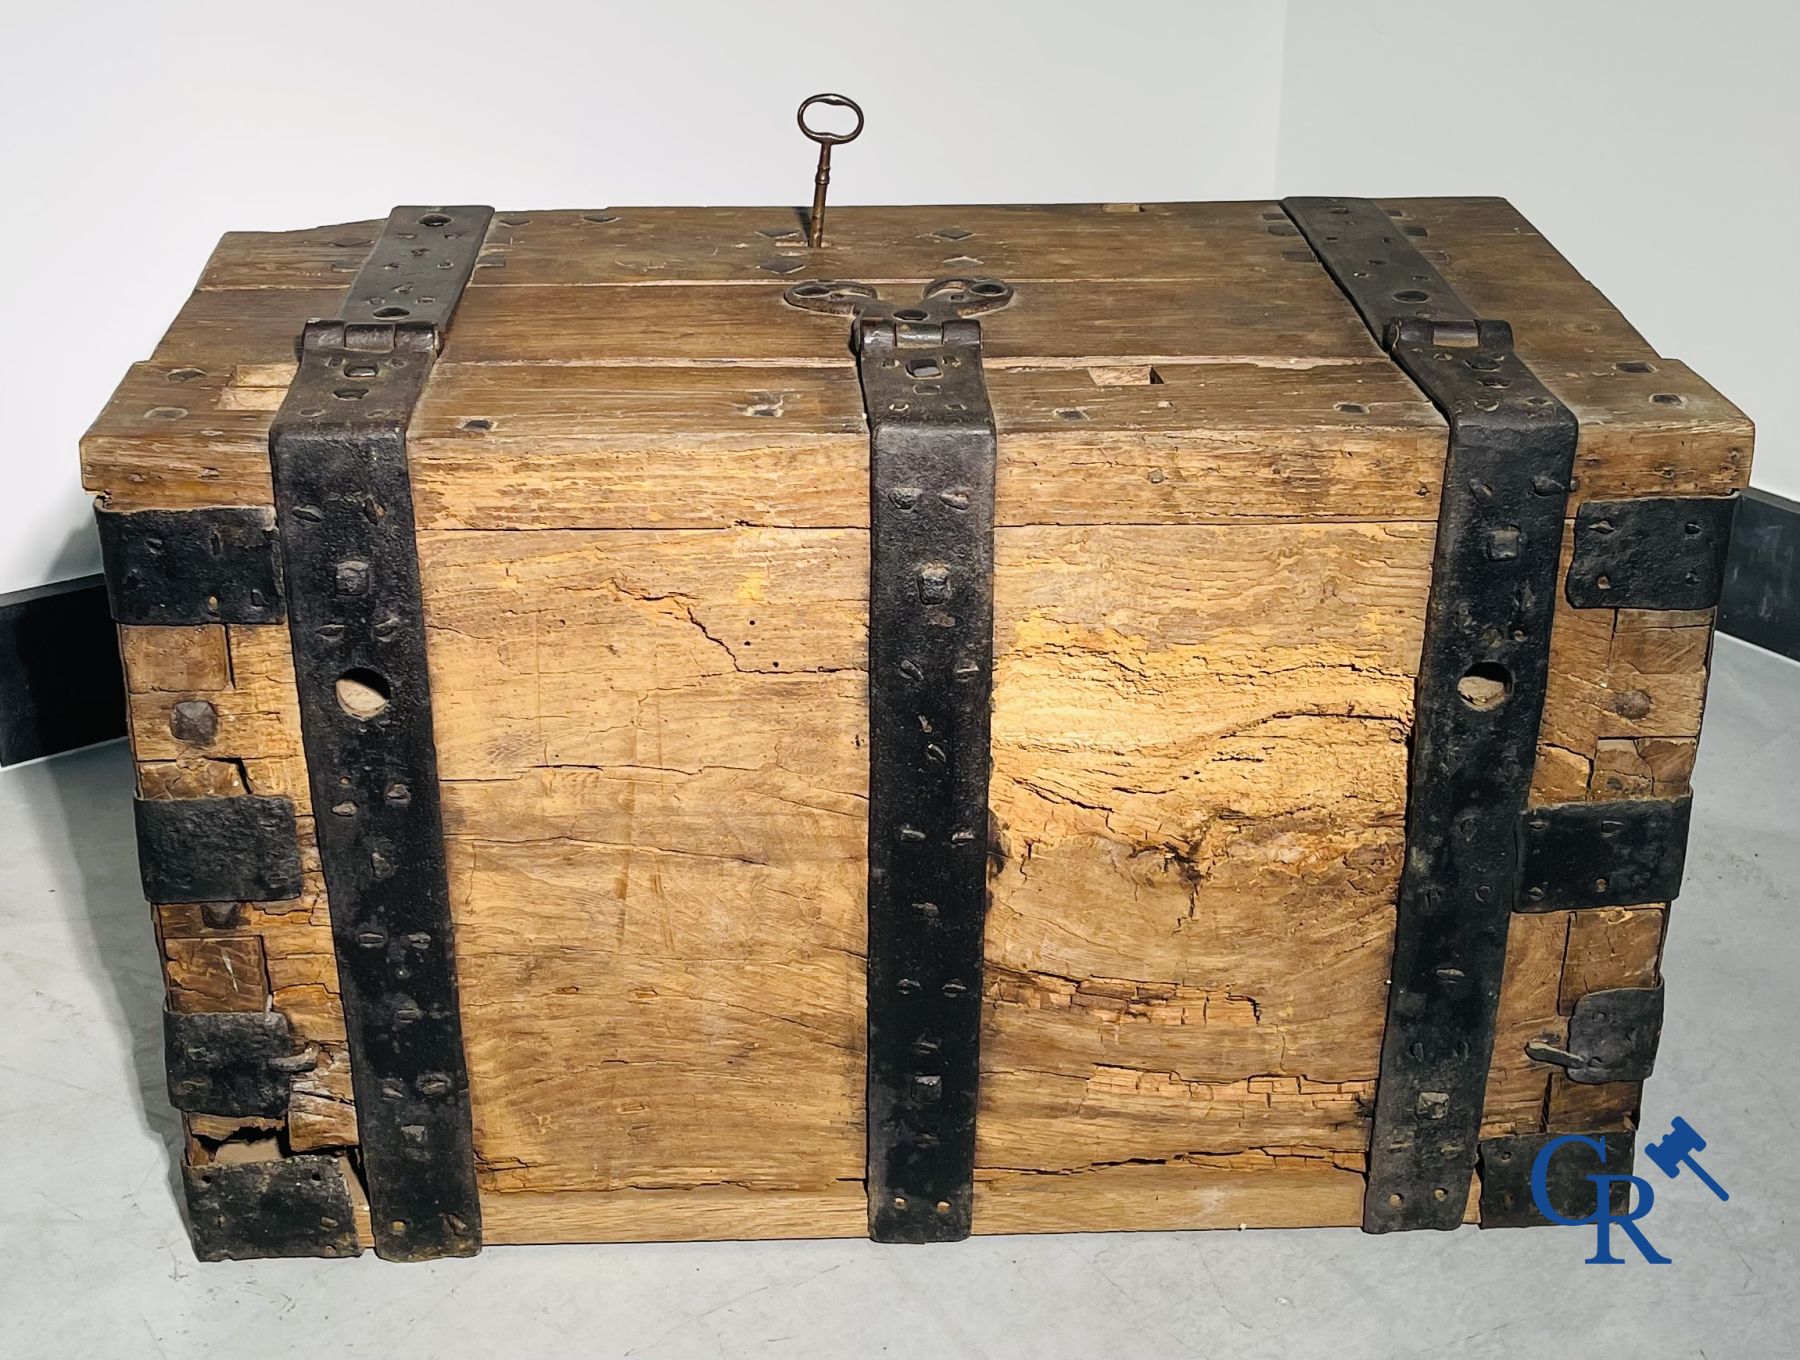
left=335, top=559, right=371, bottom=596
left=168, top=699, right=218, bottom=744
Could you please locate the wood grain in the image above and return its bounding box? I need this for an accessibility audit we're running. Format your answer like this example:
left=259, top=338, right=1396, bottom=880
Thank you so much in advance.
left=83, top=356, right=1748, bottom=523
left=419, top=521, right=1424, bottom=1227
left=82, top=197, right=1750, bottom=1240
left=196, top=202, right=1369, bottom=291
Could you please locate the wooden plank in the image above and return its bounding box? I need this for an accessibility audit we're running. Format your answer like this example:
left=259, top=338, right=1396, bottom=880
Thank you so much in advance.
left=404, top=360, right=1450, bottom=529
left=1479, top=910, right=1569, bottom=1137
left=124, top=625, right=310, bottom=809
left=1553, top=364, right=1752, bottom=501
left=1591, top=737, right=1697, bottom=800
left=1533, top=525, right=1617, bottom=802
left=119, top=625, right=230, bottom=693
left=478, top=1185, right=866, bottom=1244
left=1379, top=197, right=1653, bottom=364
left=137, top=757, right=248, bottom=800
left=83, top=355, right=1749, bottom=527
left=197, top=202, right=1341, bottom=291
left=147, top=288, right=342, bottom=366
left=288, top=1045, right=359, bottom=1153
left=413, top=357, right=1438, bottom=438
left=442, top=278, right=1381, bottom=368
left=1602, top=612, right=1713, bottom=740
left=164, top=936, right=268, bottom=1012
left=974, top=1160, right=1372, bottom=1235
left=473, top=1161, right=1373, bottom=1243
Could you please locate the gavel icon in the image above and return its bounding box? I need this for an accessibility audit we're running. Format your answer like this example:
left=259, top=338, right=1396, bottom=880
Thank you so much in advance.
left=1643, top=1116, right=1728, bottom=1201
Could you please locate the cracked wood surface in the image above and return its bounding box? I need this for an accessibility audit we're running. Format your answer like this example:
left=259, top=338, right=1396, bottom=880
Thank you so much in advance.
left=424, top=521, right=1418, bottom=1230
left=84, top=198, right=1750, bottom=1241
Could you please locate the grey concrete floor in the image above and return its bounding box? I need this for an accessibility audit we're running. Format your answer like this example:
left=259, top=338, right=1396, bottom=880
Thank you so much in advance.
left=1, top=635, right=1794, bottom=1360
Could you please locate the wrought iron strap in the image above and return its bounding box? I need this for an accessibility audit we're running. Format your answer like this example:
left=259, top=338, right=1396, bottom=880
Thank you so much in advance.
left=1283, top=198, right=1578, bottom=1233
left=862, top=309, right=996, bottom=1244
left=787, top=278, right=1010, bottom=1242
left=269, top=205, right=493, bottom=1261
left=1281, top=195, right=1476, bottom=341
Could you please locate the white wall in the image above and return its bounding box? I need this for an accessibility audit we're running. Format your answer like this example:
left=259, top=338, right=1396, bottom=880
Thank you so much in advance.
left=0, top=2, right=1286, bottom=595
left=6, top=2, right=1793, bottom=594
left=1276, top=0, right=1800, bottom=499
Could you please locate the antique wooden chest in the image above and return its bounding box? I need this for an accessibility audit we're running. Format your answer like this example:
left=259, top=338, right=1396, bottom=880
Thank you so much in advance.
left=82, top=196, right=1750, bottom=1261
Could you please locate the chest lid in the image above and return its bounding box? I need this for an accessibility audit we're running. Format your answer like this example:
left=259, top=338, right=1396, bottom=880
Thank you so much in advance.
left=86, top=199, right=1747, bottom=532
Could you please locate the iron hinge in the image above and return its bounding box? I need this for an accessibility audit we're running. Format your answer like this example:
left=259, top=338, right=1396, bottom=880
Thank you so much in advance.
left=1566, top=496, right=1735, bottom=610
left=1526, top=985, right=1665, bottom=1084
left=164, top=1008, right=319, bottom=1118
left=96, top=505, right=285, bottom=626
left=1516, top=796, right=1691, bottom=911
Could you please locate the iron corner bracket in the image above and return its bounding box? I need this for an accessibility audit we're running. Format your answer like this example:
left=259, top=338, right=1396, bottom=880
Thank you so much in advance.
left=134, top=795, right=302, bottom=904
left=165, top=1008, right=319, bottom=1119
left=1516, top=796, right=1691, bottom=912
left=1566, top=496, right=1735, bottom=611
left=96, top=504, right=285, bottom=626
left=1477, top=1129, right=1637, bottom=1229
left=183, top=1157, right=361, bottom=1261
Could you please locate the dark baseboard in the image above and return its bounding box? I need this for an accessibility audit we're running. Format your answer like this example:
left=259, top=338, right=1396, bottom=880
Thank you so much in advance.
left=0, top=575, right=126, bottom=766
left=1719, top=487, right=1800, bottom=662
